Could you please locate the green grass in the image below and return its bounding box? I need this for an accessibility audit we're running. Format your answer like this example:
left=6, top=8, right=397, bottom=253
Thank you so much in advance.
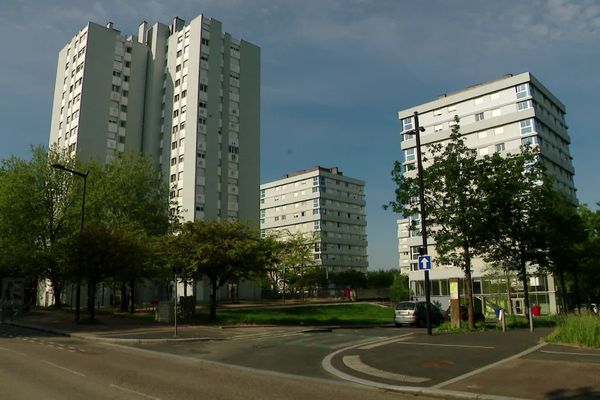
left=545, top=315, right=600, bottom=348
left=188, top=303, right=393, bottom=326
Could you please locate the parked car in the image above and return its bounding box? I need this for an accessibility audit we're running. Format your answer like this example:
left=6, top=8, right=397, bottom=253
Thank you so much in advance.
left=444, top=305, right=485, bottom=322
left=394, top=301, right=444, bottom=327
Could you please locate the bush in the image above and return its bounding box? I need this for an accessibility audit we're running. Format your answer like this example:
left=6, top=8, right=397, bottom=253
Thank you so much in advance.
left=545, top=315, right=600, bottom=348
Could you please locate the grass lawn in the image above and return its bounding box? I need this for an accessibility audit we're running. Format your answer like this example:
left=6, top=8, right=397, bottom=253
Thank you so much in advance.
left=188, top=303, right=394, bottom=326
left=545, top=315, right=600, bottom=348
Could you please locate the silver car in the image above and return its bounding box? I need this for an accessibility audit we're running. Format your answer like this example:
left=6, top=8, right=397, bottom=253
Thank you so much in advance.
left=394, top=301, right=444, bottom=327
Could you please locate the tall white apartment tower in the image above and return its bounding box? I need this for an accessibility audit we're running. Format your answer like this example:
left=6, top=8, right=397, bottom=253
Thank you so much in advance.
left=49, top=16, right=260, bottom=224
left=396, top=72, right=576, bottom=314
left=260, top=167, right=368, bottom=275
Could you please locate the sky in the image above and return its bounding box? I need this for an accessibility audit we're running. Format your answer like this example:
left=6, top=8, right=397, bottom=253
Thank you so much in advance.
left=1, top=0, right=599, bottom=270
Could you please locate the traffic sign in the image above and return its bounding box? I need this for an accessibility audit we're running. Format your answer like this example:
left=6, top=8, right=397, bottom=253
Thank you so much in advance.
left=418, top=255, right=432, bottom=270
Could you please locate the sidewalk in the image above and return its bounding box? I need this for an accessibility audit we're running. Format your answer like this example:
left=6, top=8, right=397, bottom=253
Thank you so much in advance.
left=3, top=309, right=232, bottom=343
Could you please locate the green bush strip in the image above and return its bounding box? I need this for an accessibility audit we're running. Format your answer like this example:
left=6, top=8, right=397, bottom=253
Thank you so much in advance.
left=545, top=315, right=600, bottom=348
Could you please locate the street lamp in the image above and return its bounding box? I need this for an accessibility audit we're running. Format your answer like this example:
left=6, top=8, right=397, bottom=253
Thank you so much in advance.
left=51, top=163, right=88, bottom=322
left=410, top=111, right=433, bottom=336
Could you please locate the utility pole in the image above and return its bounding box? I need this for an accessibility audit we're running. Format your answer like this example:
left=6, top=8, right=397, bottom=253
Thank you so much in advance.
left=412, top=111, right=433, bottom=336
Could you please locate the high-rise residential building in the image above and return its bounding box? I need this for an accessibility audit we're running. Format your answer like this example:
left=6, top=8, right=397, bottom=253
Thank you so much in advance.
left=397, top=72, right=576, bottom=315
left=260, top=167, right=368, bottom=275
left=48, top=15, right=260, bottom=224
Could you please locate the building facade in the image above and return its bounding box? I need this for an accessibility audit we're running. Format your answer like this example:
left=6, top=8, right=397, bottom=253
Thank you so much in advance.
left=260, top=167, right=368, bottom=275
left=46, top=15, right=260, bottom=305
left=397, top=72, right=576, bottom=315
left=48, top=15, right=260, bottom=224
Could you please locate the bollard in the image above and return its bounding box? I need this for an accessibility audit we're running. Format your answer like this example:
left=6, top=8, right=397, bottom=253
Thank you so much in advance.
left=499, top=308, right=506, bottom=332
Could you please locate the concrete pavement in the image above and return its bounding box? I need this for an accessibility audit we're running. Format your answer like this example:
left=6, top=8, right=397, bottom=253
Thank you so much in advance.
left=4, top=309, right=600, bottom=399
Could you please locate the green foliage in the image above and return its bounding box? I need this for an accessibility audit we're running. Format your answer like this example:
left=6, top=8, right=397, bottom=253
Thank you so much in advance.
left=0, top=146, right=81, bottom=307
left=388, top=271, right=410, bottom=302
left=366, top=270, right=395, bottom=288
left=387, top=117, right=489, bottom=329
left=170, top=220, right=276, bottom=320
left=545, top=315, right=600, bottom=348
left=329, top=270, right=368, bottom=288
left=85, top=152, right=172, bottom=235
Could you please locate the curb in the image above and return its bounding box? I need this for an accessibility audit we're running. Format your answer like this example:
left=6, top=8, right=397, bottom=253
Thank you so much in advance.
left=2, top=321, right=216, bottom=344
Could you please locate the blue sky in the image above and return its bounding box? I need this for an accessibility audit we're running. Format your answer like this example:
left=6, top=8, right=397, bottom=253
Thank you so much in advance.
left=1, top=0, right=599, bottom=269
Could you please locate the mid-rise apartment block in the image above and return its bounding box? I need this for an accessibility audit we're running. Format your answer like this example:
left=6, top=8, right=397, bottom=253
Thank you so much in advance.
left=397, top=72, right=576, bottom=315
left=261, top=167, right=368, bottom=275
left=48, top=15, right=260, bottom=224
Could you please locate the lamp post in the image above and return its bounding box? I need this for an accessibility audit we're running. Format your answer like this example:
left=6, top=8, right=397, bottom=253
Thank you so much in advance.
left=410, top=111, right=433, bottom=336
left=51, top=163, right=88, bottom=322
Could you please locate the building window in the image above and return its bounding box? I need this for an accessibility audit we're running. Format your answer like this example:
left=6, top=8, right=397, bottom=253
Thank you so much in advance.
left=401, top=117, right=413, bottom=132
left=173, top=110, right=179, bottom=117
left=176, top=50, right=182, bottom=58
left=176, top=64, right=181, bottom=72
left=120, top=105, right=128, bottom=112
left=201, top=38, right=209, bottom=45
left=111, top=85, right=120, bottom=92
left=517, top=100, right=532, bottom=111
left=491, top=108, right=502, bottom=117
left=434, top=124, right=443, bottom=132
left=520, top=119, right=534, bottom=134
left=475, top=112, right=485, bottom=121
left=125, top=61, right=131, bottom=68
left=126, top=47, right=132, bottom=54
left=182, top=90, right=187, bottom=98
left=516, top=83, right=530, bottom=99
left=175, top=79, right=180, bottom=87
left=200, top=84, right=208, bottom=92
left=119, top=120, right=126, bottom=128
left=495, top=143, right=505, bottom=152
left=122, top=90, right=129, bottom=97
left=404, top=148, right=416, bottom=162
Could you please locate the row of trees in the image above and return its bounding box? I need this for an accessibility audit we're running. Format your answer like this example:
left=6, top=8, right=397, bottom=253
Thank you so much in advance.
left=388, top=117, right=600, bottom=329
left=0, top=147, right=408, bottom=321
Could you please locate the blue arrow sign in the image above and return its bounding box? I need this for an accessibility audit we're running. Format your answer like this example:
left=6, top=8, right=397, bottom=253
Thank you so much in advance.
left=418, top=255, right=432, bottom=270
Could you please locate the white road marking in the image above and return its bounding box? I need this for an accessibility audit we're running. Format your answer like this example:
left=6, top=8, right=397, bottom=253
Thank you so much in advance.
left=393, top=341, right=495, bottom=349
left=41, top=360, right=86, bottom=377
left=433, top=342, right=547, bottom=388
left=109, top=384, right=163, bottom=400
left=0, top=346, right=28, bottom=357
left=343, top=355, right=430, bottom=383
left=541, top=350, right=600, bottom=357
left=359, top=333, right=413, bottom=350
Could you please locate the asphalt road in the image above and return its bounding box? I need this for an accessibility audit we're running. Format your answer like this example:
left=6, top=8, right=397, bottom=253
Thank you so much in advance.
left=0, top=325, right=436, bottom=400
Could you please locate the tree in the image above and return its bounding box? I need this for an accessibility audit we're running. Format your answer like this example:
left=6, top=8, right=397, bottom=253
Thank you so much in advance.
left=576, top=203, right=600, bottom=307
left=265, top=231, right=322, bottom=297
left=536, top=191, right=586, bottom=313
left=480, top=146, right=554, bottom=321
left=367, top=270, right=395, bottom=289
left=387, top=117, right=489, bottom=329
left=0, top=146, right=80, bottom=308
left=389, top=272, right=410, bottom=302
left=173, top=220, right=275, bottom=321
left=84, top=152, right=172, bottom=311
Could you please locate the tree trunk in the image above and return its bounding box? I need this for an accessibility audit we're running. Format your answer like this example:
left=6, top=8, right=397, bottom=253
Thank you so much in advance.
left=89, top=280, right=96, bottom=321
left=463, top=245, right=475, bottom=330
left=209, top=279, right=218, bottom=321
left=120, top=283, right=128, bottom=312
left=573, top=269, right=581, bottom=314
left=505, top=270, right=515, bottom=316
left=50, top=276, right=62, bottom=309
left=519, top=252, right=530, bottom=321
left=559, top=267, right=568, bottom=315
left=129, top=279, right=135, bottom=313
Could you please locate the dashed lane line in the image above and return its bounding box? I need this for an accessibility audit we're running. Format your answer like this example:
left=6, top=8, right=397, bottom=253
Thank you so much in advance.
left=41, top=360, right=86, bottom=377
left=109, top=384, right=163, bottom=400
left=343, top=355, right=430, bottom=383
